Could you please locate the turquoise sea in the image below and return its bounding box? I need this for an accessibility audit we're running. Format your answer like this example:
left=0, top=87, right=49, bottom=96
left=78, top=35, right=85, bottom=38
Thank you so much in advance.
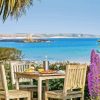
left=0, top=38, right=99, bottom=63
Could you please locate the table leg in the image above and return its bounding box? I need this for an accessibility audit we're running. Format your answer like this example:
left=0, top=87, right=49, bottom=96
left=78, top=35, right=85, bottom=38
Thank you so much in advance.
left=15, top=77, right=19, bottom=90
left=15, top=77, right=19, bottom=100
left=45, top=79, right=49, bottom=91
left=38, top=77, right=42, bottom=100
left=42, top=79, right=49, bottom=100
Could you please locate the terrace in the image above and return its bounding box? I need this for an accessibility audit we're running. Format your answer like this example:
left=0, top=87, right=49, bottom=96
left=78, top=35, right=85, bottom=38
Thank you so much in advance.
left=0, top=60, right=88, bottom=100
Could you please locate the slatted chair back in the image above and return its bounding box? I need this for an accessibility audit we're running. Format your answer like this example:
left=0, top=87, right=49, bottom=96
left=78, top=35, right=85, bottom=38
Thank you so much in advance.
left=63, top=64, right=87, bottom=94
left=10, top=61, right=32, bottom=84
left=0, top=64, right=8, bottom=95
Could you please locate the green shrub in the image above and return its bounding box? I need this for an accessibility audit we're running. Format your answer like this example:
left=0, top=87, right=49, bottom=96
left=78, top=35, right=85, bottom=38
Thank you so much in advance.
left=0, top=47, right=22, bottom=90
left=0, top=47, right=22, bottom=61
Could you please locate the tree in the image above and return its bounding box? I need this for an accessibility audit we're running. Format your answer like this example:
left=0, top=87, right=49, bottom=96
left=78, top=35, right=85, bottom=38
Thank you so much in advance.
left=0, top=47, right=22, bottom=61
left=0, top=0, right=32, bottom=21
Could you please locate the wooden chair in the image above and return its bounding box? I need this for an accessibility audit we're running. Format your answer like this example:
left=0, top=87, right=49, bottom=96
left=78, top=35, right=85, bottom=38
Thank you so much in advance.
left=45, top=64, right=87, bottom=100
left=10, top=61, right=37, bottom=100
left=0, top=63, right=31, bottom=100
left=10, top=61, right=33, bottom=85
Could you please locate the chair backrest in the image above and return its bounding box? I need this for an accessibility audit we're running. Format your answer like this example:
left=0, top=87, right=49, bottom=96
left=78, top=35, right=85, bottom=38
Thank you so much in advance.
left=63, top=64, right=87, bottom=94
left=0, top=63, right=8, bottom=94
left=10, top=61, right=32, bottom=84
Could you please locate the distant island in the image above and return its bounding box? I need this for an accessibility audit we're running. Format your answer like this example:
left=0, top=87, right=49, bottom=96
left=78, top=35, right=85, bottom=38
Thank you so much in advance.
left=0, top=39, right=51, bottom=43
left=0, top=33, right=51, bottom=43
left=22, top=34, right=51, bottom=43
left=0, top=33, right=100, bottom=43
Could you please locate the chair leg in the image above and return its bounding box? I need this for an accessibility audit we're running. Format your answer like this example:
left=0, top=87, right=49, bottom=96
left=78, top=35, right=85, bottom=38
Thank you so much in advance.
left=27, top=96, right=31, bottom=100
left=80, top=96, right=84, bottom=100
left=27, top=92, right=31, bottom=100
left=80, top=92, right=84, bottom=100
left=30, top=91, right=33, bottom=100
left=45, top=92, right=48, bottom=100
left=5, top=98, right=9, bottom=100
left=63, top=98, right=66, bottom=100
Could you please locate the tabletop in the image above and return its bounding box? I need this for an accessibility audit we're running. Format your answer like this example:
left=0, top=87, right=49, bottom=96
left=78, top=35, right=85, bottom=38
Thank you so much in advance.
left=16, top=71, right=65, bottom=78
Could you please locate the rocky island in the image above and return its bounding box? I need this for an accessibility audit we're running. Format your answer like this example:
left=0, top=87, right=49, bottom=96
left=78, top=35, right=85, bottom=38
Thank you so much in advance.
left=0, top=39, right=51, bottom=43
left=0, top=33, right=51, bottom=43
left=23, top=39, right=51, bottom=43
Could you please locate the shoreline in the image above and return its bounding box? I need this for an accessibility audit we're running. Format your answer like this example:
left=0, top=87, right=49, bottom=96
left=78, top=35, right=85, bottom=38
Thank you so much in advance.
left=0, top=37, right=99, bottom=43
left=0, top=36, right=99, bottom=40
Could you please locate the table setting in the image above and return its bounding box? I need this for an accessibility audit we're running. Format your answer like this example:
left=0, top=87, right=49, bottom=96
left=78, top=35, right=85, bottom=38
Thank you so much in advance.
left=24, top=58, right=65, bottom=75
left=24, top=65, right=65, bottom=75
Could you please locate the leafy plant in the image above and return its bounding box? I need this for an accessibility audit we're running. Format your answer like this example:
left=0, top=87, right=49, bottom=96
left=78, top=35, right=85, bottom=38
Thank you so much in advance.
left=88, top=49, right=100, bottom=99
left=0, top=47, right=22, bottom=89
left=0, top=0, right=33, bottom=21
left=0, top=47, right=22, bottom=61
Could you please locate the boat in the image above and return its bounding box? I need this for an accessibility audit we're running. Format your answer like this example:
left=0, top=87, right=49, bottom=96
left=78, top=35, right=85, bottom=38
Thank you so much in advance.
left=97, top=40, right=100, bottom=42
left=97, top=39, right=100, bottom=42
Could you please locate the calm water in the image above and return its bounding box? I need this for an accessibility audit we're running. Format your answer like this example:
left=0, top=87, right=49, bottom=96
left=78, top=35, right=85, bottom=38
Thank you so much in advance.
left=0, top=38, right=99, bottom=63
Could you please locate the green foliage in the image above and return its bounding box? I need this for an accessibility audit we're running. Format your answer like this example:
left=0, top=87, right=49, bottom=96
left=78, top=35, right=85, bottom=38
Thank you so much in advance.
left=0, top=47, right=22, bottom=61
left=49, top=79, right=64, bottom=90
left=85, top=66, right=91, bottom=100
left=0, top=0, right=33, bottom=22
left=49, top=64, right=65, bottom=90
left=0, top=47, right=22, bottom=89
left=4, top=62, right=13, bottom=90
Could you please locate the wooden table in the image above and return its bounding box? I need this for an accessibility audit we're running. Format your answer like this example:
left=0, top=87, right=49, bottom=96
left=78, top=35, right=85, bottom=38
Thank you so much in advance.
left=15, top=71, right=65, bottom=100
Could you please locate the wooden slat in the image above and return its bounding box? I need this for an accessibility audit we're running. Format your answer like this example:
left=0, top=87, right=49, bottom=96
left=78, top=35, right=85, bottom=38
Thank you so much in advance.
left=0, top=66, right=4, bottom=90
left=64, top=64, right=87, bottom=92
left=10, top=61, right=33, bottom=84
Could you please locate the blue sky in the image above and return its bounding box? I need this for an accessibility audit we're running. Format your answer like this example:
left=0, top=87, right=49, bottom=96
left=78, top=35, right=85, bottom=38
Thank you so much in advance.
left=0, top=0, right=100, bottom=34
